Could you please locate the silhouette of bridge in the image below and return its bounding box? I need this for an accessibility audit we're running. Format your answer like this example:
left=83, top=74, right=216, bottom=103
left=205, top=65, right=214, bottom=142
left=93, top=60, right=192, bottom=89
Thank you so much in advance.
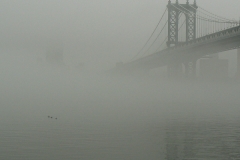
left=114, top=0, right=240, bottom=79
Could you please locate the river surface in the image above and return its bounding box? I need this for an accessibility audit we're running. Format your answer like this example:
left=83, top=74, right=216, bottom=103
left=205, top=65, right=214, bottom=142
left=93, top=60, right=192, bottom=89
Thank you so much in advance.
left=1, top=65, right=240, bottom=159
left=1, top=103, right=240, bottom=160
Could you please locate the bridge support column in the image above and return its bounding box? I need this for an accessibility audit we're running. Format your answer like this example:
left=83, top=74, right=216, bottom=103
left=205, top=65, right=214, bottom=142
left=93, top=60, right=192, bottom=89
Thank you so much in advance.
left=184, top=60, right=197, bottom=79
left=237, top=49, right=240, bottom=80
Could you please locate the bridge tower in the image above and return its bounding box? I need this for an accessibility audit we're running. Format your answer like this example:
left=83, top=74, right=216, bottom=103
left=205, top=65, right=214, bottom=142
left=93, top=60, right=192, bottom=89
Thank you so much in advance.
left=167, top=0, right=198, bottom=47
left=167, top=0, right=198, bottom=79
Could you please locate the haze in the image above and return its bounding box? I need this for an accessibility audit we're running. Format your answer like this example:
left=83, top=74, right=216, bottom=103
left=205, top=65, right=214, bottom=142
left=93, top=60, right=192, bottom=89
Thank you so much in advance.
left=0, top=0, right=239, bottom=71
left=0, top=0, right=240, bottom=159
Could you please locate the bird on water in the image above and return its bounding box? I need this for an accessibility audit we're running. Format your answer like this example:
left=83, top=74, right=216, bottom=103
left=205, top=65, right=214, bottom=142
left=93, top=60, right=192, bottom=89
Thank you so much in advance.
left=48, top=116, right=57, bottom=119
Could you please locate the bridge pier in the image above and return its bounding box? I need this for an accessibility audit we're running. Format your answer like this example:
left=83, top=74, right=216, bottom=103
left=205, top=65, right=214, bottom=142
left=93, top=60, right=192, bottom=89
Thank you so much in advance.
left=184, top=60, right=197, bottom=79
left=237, top=49, right=240, bottom=80
left=167, top=61, right=198, bottom=80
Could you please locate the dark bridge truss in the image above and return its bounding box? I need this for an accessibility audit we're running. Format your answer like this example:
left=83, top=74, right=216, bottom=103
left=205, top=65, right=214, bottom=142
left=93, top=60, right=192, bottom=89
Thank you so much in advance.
left=167, top=1, right=197, bottom=47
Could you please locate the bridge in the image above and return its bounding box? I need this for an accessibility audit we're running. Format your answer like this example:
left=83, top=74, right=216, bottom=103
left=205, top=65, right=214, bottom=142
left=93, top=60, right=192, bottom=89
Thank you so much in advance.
left=113, top=0, right=240, bottom=79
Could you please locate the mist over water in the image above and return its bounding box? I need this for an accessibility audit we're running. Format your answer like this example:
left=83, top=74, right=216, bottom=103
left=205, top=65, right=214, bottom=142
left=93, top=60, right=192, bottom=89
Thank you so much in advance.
left=1, top=0, right=240, bottom=159
left=1, top=51, right=240, bottom=159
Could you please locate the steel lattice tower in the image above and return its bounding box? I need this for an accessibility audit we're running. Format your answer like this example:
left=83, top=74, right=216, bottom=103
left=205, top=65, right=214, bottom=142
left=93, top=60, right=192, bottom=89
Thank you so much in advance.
left=167, top=0, right=198, bottom=47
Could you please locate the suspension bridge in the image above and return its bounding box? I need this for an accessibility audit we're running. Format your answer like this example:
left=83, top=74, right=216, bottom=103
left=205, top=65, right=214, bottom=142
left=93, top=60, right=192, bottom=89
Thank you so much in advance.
left=113, top=0, right=240, bottom=79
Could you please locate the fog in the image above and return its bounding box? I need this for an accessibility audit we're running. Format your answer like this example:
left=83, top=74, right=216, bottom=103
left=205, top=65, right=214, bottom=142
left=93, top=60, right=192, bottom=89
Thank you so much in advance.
left=1, top=0, right=240, bottom=159
left=1, top=0, right=240, bottom=71
left=1, top=53, right=239, bottom=122
left=1, top=49, right=240, bottom=159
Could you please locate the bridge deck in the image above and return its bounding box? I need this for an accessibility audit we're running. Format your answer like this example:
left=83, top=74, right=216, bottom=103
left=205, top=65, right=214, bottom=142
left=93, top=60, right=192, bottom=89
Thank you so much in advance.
left=117, top=26, right=240, bottom=72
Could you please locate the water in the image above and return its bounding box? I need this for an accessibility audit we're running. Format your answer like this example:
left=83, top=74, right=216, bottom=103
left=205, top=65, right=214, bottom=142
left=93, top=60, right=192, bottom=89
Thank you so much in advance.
left=1, top=63, right=240, bottom=159
left=1, top=105, right=240, bottom=160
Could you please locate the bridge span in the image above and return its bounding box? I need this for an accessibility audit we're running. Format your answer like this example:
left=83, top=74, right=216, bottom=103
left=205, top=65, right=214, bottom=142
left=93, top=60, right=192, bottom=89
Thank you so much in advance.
left=113, top=0, right=240, bottom=79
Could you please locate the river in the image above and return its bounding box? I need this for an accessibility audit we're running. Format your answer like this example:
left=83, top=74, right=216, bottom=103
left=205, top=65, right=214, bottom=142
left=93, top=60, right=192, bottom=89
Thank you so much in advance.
left=0, top=65, right=240, bottom=159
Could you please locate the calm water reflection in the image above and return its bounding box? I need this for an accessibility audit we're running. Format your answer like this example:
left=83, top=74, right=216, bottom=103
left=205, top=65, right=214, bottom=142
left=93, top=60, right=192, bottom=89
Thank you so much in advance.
left=0, top=103, right=240, bottom=160
left=164, top=116, right=240, bottom=159
left=1, top=69, right=240, bottom=159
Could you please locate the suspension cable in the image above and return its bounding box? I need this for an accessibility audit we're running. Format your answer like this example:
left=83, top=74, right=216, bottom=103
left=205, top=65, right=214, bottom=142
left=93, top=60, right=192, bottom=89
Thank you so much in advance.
left=187, top=4, right=237, bottom=23
left=172, top=3, right=238, bottom=36
left=199, top=6, right=236, bottom=22
left=174, top=4, right=237, bottom=24
left=178, top=4, right=239, bottom=35
left=129, top=8, right=167, bottom=61
left=141, top=20, right=168, bottom=57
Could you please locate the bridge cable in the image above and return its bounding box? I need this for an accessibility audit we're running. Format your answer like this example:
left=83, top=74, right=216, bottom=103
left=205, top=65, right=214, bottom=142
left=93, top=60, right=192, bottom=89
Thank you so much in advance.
left=178, top=4, right=239, bottom=38
left=197, top=6, right=237, bottom=34
left=141, top=20, right=168, bottom=57
left=172, top=4, right=238, bottom=36
left=175, top=4, right=236, bottom=24
left=188, top=4, right=237, bottom=23
left=188, top=4, right=238, bottom=33
left=154, top=12, right=182, bottom=53
left=198, top=6, right=236, bottom=24
left=174, top=4, right=236, bottom=24
left=199, top=6, right=237, bottom=22
left=189, top=5, right=221, bottom=33
left=149, top=12, right=184, bottom=54
left=129, top=8, right=167, bottom=61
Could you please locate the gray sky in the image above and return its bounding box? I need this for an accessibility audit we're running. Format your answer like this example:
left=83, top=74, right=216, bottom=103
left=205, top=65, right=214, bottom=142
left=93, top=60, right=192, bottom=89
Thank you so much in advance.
left=0, top=0, right=239, bottom=71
